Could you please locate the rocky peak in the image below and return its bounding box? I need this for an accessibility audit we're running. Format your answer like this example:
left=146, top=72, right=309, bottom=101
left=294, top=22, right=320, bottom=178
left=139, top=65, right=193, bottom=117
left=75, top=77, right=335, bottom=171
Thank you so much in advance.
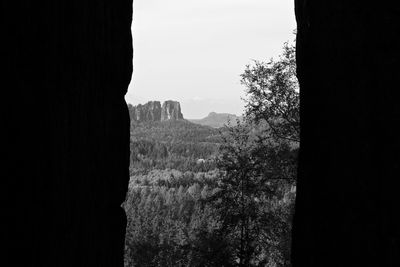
left=128, top=101, right=162, bottom=122
left=161, top=100, right=184, bottom=121
left=128, top=100, right=184, bottom=123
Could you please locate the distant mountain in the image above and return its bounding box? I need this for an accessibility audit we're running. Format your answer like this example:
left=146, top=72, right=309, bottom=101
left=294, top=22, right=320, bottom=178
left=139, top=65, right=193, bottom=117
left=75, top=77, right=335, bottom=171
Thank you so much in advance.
left=189, top=112, right=242, bottom=128
left=128, top=100, right=183, bottom=123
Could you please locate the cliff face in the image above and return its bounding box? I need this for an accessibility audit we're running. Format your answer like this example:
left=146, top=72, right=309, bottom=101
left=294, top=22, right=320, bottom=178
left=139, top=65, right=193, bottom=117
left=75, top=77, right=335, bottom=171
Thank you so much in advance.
left=292, top=1, right=400, bottom=266
left=129, top=101, right=162, bottom=122
left=129, top=100, right=183, bottom=123
left=5, top=1, right=132, bottom=266
left=161, top=100, right=184, bottom=121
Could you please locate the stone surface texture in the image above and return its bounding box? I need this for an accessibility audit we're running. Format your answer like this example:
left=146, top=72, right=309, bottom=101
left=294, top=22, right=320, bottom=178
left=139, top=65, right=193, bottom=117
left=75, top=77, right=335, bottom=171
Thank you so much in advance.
left=292, top=1, right=400, bottom=266
left=4, top=1, right=133, bottom=266
left=161, top=100, right=184, bottom=121
left=128, top=100, right=184, bottom=123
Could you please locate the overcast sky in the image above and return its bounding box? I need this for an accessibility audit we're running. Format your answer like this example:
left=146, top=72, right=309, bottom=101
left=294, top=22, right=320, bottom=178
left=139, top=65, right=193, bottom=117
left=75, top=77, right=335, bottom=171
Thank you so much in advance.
left=125, top=0, right=296, bottom=119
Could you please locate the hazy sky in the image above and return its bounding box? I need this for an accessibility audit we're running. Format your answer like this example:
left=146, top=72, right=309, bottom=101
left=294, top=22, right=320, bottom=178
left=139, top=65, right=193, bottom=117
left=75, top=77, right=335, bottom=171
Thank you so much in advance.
left=125, top=0, right=296, bottom=119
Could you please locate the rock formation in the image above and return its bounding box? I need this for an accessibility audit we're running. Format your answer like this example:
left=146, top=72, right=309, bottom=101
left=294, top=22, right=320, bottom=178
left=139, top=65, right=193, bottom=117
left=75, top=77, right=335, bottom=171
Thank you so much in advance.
left=128, top=100, right=184, bottom=123
left=292, top=1, right=400, bottom=266
left=161, top=100, right=184, bottom=121
left=129, top=101, right=162, bottom=122
left=5, top=1, right=132, bottom=266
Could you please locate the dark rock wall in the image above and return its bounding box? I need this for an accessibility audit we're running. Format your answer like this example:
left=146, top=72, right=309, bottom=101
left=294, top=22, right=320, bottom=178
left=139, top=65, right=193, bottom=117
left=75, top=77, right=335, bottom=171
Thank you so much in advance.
left=4, top=1, right=132, bottom=266
left=293, top=1, right=400, bottom=266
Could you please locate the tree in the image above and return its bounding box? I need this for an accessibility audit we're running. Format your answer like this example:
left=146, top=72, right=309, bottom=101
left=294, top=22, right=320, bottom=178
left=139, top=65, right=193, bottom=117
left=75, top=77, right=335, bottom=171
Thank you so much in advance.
left=214, top=39, right=299, bottom=266
left=214, top=122, right=276, bottom=266
left=241, top=41, right=299, bottom=144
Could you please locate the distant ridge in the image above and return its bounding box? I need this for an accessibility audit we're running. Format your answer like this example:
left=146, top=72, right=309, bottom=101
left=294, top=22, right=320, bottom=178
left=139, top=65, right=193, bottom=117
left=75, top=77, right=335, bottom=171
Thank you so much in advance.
left=189, top=112, right=242, bottom=128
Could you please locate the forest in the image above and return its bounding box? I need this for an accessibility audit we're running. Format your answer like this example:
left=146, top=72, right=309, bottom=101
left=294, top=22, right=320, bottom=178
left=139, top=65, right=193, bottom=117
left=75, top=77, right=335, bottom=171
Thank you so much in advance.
left=129, top=120, right=224, bottom=175
left=124, top=40, right=298, bottom=267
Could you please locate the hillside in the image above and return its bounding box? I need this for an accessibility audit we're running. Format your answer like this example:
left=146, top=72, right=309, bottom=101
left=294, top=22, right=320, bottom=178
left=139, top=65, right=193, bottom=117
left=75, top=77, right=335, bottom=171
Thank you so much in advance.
left=131, top=119, right=222, bottom=143
left=189, top=112, right=242, bottom=128
left=129, top=119, right=225, bottom=175
left=127, top=101, right=234, bottom=174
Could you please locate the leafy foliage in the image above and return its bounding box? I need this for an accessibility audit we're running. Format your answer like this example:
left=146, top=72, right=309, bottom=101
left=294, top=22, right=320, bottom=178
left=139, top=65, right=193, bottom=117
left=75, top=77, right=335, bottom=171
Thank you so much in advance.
left=124, top=176, right=234, bottom=267
left=212, top=40, right=298, bottom=266
left=213, top=121, right=296, bottom=266
left=242, top=41, right=299, bottom=143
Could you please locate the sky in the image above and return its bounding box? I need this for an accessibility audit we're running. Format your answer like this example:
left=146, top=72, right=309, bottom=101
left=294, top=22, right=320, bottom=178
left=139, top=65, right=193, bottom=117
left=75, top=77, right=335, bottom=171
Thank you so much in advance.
left=125, top=0, right=296, bottom=119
